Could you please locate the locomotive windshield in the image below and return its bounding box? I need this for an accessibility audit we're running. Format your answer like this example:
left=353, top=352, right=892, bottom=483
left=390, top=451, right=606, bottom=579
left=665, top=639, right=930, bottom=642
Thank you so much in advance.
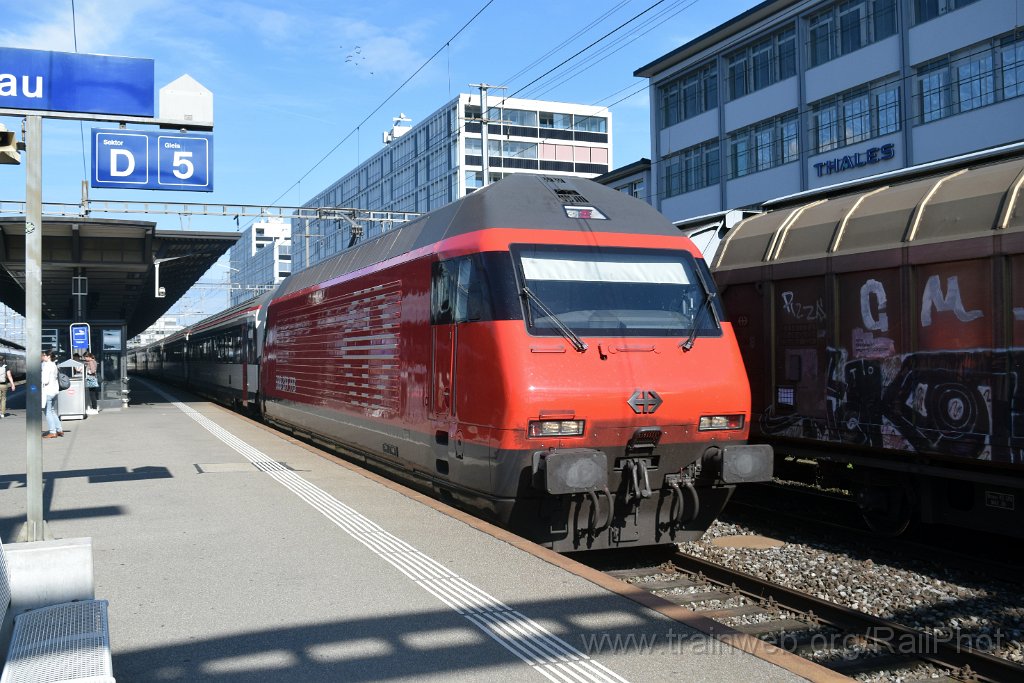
left=513, top=245, right=723, bottom=339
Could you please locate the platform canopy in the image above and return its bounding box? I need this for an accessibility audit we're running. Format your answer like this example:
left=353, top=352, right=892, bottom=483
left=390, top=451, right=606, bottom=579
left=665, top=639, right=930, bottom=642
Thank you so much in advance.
left=0, top=216, right=239, bottom=338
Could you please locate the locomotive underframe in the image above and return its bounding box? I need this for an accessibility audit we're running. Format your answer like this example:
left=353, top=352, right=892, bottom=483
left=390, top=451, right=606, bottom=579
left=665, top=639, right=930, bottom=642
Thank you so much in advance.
left=263, top=399, right=768, bottom=551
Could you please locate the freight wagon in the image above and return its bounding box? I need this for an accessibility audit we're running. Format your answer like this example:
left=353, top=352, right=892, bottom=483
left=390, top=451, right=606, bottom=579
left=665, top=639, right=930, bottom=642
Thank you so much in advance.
left=712, top=148, right=1024, bottom=536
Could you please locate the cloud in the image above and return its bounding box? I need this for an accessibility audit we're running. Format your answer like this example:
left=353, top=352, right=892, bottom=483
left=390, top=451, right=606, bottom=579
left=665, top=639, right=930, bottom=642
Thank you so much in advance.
left=0, top=1, right=163, bottom=54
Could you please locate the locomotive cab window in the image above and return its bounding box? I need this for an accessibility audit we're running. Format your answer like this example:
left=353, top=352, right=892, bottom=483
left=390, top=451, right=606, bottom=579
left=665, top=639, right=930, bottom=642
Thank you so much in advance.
left=513, top=245, right=724, bottom=338
left=431, top=256, right=492, bottom=324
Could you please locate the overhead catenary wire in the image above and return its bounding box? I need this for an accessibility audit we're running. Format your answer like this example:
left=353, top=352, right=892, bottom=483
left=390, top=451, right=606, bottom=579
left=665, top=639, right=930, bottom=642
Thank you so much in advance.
left=417, top=0, right=708, bottom=192
left=263, top=0, right=495, bottom=212
left=281, top=0, right=694, bottom=224
left=518, top=0, right=703, bottom=101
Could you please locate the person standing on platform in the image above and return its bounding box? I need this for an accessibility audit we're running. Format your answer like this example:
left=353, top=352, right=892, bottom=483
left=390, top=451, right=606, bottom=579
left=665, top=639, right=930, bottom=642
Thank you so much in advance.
left=41, top=349, right=63, bottom=438
left=0, top=355, right=13, bottom=418
left=84, top=351, right=99, bottom=414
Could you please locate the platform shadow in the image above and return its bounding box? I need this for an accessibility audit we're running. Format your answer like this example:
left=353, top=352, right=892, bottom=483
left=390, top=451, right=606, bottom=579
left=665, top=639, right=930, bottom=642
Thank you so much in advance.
left=0, top=466, right=172, bottom=541
left=112, top=592, right=701, bottom=682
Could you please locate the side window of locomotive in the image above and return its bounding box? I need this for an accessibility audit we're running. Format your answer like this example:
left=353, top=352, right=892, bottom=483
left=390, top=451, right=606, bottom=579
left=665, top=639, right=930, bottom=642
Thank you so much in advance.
left=431, top=261, right=454, bottom=324
left=433, top=257, right=491, bottom=324
left=455, top=257, right=486, bottom=322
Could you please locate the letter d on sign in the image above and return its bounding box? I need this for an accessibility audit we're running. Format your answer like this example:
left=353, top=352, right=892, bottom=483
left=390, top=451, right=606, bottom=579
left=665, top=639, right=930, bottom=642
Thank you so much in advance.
left=110, top=149, right=135, bottom=177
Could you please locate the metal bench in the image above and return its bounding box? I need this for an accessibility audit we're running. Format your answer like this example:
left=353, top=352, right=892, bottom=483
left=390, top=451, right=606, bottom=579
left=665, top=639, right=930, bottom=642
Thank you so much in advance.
left=0, top=538, right=114, bottom=683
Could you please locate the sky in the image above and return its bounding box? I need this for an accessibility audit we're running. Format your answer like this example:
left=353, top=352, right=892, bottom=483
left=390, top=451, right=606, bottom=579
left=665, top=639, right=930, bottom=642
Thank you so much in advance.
left=0, top=0, right=758, bottom=324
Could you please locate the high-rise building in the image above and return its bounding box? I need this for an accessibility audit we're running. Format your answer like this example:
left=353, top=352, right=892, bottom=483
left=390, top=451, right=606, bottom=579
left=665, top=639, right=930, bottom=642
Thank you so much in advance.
left=228, top=220, right=292, bottom=306
left=635, top=0, right=1024, bottom=222
left=292, top=93, right=612, bottom=271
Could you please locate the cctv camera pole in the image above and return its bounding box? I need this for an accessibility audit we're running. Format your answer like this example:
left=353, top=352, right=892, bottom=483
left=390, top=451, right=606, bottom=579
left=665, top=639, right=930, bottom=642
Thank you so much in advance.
left=20, top=114, right=48, bottom=542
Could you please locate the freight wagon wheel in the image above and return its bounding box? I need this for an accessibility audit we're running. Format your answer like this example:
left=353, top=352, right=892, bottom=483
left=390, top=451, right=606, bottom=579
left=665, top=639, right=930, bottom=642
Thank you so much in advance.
left=856, top=482, right=914, bottom=536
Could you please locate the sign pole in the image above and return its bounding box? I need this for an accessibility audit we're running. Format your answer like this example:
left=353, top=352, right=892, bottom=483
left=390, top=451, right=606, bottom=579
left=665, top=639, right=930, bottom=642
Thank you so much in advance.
left=21, top=114, right=47, bottom=542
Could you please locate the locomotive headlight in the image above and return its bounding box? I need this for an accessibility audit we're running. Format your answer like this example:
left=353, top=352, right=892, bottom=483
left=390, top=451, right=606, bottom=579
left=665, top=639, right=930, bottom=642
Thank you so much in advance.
left=698, top=414, right=745, bottom=431
left=528, top=420, right=585, bottom=437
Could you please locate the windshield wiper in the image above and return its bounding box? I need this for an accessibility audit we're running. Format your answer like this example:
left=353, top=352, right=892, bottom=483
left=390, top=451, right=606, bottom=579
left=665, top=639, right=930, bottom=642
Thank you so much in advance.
left=681, top=267, right=720, bottom=352
left=521, top=286, right=588, bottom=353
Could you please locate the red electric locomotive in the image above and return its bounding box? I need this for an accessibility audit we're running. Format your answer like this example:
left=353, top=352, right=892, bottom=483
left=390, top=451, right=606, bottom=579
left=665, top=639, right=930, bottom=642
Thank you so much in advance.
left=260, top=174, right=771, bottom=551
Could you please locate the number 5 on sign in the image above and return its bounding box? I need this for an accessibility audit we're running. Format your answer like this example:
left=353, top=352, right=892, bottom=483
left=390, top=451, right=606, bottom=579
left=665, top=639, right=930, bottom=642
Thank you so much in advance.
left=172, top=151, right=194, bottom=179
left=158, top=135, right=210, bottom=189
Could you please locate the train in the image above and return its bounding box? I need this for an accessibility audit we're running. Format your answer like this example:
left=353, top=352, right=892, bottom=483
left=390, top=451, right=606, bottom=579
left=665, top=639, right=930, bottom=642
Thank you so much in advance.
left=711, top=148, right=1024, bottom=537
left=0, top=338, right=26, bottom=383
left=129, top=174, right=772, bottom=552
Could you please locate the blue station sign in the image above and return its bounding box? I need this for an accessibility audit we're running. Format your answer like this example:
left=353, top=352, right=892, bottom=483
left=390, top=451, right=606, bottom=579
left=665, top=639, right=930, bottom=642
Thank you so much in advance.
left=92, top=128, right=213, bottom=192
left=0, top=47, right=154, bottom=117
left=70, top=323, right=90, bottom=351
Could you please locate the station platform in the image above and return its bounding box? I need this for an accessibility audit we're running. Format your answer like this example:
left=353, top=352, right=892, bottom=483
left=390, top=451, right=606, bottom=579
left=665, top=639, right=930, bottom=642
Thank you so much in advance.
left=0, top=379, right=833, bottom=682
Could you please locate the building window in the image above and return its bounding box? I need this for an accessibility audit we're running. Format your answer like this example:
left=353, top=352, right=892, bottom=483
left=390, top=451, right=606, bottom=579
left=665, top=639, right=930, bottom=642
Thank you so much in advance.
left=915, top=33, right=1024, bottom=124
left=914, top=0, right=980, bottom=24
left=539, top=112, right=572, bottom=129
left=503, top=140, right=538, bottom=159
left=658, top=63, right=717, bottom=128
left=809, top=11, right=835, bottom=66
left=500, top=108, right=538, bottom=127
left=810, top=78, right=900, bottom=153
left=573, top=115, right=607, bottom=134
left=725, top=24, right=797, bottom=101
left=726, top=112, right=799, bottom=179
left=727, top=51, right=748, bottom=100
left=662, top=140, right=720, bottom=197
left=957, top=54, right=995, bottom=111
left=918, top=63, right=951, bottom=121
left=807, top=0, right=897, bottom=68
left=1004, top=39, right=1024, bottom=99
left=615, top=178, right=646, bottom=199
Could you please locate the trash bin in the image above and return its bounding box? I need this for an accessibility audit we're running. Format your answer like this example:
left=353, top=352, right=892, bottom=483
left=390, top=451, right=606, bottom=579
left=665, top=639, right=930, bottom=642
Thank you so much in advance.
left=57, top=359, right=87, bottom=420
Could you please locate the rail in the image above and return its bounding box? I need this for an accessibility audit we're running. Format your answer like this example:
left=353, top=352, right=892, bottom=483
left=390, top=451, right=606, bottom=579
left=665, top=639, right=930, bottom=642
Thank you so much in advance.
left=668, top=552, right=1021, bottom=683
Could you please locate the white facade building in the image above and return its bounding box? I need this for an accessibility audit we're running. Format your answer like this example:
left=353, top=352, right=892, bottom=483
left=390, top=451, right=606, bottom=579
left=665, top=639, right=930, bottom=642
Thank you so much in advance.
left=128, top=315, right=183, bottom=348
left=293, top=93, right=612, bottom=271
left=636, top=0, right=1024, bottom=221
left=228, top=220, right=292, bottom=306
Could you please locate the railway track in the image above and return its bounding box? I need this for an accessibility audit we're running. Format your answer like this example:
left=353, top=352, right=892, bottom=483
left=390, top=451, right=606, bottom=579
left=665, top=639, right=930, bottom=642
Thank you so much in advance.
left=727, top=481, right=1022, bottom=585
left=607, top=551, right=1024, bottom=682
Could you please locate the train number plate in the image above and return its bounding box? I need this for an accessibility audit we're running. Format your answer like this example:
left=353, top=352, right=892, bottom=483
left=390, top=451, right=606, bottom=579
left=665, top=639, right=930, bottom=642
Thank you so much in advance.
left=383, top=442, right=399, bottom=458
left=984, top=491, right=1015, bottom=511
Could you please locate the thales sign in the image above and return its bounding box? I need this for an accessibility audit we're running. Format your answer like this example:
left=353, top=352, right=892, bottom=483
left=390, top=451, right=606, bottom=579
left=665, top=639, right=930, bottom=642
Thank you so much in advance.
left=813, top=143, right=895, bottom=177
left=0, top=47, right=154, bottom=117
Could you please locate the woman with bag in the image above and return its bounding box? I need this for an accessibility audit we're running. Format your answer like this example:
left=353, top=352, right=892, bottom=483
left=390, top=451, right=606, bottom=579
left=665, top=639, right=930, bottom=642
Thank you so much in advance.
left=41, top=349, right=63, bottom=438
left=84, top=351, right=99, bottom=414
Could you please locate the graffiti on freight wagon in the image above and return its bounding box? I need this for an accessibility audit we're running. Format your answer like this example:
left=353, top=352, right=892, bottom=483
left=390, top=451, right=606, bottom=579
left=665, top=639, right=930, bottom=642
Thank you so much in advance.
left=764, top=276, right=1024, bottom=464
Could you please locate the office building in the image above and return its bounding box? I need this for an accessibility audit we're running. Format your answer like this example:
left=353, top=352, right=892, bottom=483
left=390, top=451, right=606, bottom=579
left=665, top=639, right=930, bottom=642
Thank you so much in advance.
left=228, top=220, right=292, bottom=306
left=635, top=0, right=1024, bottom=221
left=293, top=93, right=612, bottom=271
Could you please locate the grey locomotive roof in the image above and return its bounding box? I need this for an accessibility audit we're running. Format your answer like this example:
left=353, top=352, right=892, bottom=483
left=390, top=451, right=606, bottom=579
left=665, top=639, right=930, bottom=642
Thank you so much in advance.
left=275, top=174, right=681, bottom=299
